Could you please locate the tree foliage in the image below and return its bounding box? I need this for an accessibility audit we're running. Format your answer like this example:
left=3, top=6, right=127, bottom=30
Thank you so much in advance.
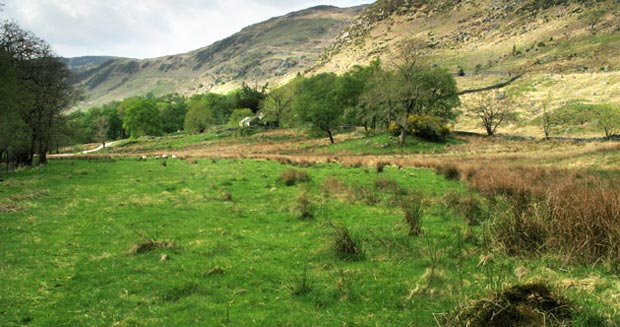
left=293, top=73, right=345, bottom=144
left=0, top=21, right=78, bottom=167
left=123, top=99, right=162, bottom=138
left=362, top=45, right=459, bottom=144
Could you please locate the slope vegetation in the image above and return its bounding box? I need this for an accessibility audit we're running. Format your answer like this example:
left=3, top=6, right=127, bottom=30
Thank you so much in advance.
left=72, top=5, right=365, bottom=109
left=313, top=0, right=620, bottom=136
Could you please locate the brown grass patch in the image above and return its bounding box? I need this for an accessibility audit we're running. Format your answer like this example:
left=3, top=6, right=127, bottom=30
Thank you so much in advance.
left=464, top=165, right=620, bottom=263
left=279, top=169, right=310, bottom=186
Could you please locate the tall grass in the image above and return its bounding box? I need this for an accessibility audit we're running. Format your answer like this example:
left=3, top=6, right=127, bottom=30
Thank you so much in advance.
left=445, top=164, right=620, bottom=263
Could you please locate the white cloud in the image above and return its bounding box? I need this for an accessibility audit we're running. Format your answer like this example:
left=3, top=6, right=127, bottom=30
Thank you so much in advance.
left=2, top=0, right=373, bottom=58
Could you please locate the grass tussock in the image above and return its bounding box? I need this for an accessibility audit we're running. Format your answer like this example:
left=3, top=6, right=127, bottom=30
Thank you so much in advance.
left=374, top=177, right=402, bottom=194
left=128, top=239, right=175, bottom=255
left=279, top=169, right=311, bottom=186
left=401, top=195, right=424, bottom=236
left=321, top=176, right=348, bottom=197
left=443, top=283, right=573, bottom=327
left=333, top=226, right=364, bottom=260
left=443, top=191, right=488, bottom=226
left=296, top=192, right=314, bottom=219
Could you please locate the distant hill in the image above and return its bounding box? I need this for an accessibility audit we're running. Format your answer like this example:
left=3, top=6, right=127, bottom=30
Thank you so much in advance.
left=71, top=5, right=366, bottom=109
left=60, top=56, right=120, bottom=72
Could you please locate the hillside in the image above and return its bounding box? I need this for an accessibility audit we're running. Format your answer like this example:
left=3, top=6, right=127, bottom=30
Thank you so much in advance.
left=61, top=56, right=120, bottom=72
left=72, top=5, right=365, bottom=109
left=312, top=0, right=620, bottom=136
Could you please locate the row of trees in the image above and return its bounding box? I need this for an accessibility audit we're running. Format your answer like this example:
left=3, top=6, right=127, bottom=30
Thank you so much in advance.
left=67, top=83, right=268, bottom=145
left=1, top=21, right=78, bottom=167
left=71, top=43, right=463, bottom=147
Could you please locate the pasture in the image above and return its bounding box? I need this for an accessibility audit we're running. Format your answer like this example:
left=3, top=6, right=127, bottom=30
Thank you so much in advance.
left=1, top=131, right=619, bottom=326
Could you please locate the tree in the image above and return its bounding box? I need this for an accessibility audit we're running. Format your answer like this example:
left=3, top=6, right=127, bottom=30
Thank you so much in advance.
left=158, top=94, right=187, bottom=133
left=228, top=82, right=267, bottom=114
left=261, top=83, right=295, bottom=128
left=466, top=90, right=516, bottom=136
left=95, top=116, right=108, bottom=148
left=184, top=95, right=215, bottom=134
left=293, top=73, right=345, bottom=144
left=362, top=42, right=460, bottom=145
left=123, top=99, right=162, bottom=138
left=340, top=59, right=381, bottom=135
left=596, top=104, right=620, bottom=139
left=1, top=21, right=78, bottom=166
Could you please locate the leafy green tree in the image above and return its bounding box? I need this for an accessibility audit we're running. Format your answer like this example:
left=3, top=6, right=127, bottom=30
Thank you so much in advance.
left=362, top=42, right=459, bottom=145
left=261, top=79, right=300, bottom=128
left=228, top=82, right=267, bottom=113
left=596, top=104, right=620, bottom=139
left=184, top=95, right=215, bottom=134
left=158, top=94, right=187, bottom=133
left=116, top=97, right=143, bottom=138
left=340, top=59, right=381, bottom=134
left=123, top=99, right=163, bottom=138
left=293, top=73, right=345, bottom=144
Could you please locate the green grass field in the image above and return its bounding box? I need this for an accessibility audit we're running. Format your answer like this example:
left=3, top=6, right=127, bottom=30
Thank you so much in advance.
left=1, top=155, right=616, bottom=326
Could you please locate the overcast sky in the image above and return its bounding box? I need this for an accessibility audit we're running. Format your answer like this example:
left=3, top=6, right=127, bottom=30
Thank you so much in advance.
left=2, top=0, right=374, bottom=59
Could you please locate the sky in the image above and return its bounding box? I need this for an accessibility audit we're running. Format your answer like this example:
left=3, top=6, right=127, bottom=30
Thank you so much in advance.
left=2, top=0, right=374, bottom=59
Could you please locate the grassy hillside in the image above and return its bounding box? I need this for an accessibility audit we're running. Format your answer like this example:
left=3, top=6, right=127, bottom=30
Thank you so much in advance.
left=313, top=0, right=620, bottom=136
left=72, top=5, right=365, bottom=109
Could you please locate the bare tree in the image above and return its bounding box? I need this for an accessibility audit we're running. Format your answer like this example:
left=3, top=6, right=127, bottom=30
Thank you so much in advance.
left=95, top=116, right=109, bottom=148
left=467, top=91, right=516, bottom=136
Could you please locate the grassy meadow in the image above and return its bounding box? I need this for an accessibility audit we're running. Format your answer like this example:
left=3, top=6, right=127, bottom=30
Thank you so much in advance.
left=2, top=131, right=620, bottom=326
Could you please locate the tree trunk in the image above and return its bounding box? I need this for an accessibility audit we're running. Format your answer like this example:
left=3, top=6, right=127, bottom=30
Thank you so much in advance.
left=327, top=130, right=335, bottom=144
left=399, top=128, right=407, bottom=146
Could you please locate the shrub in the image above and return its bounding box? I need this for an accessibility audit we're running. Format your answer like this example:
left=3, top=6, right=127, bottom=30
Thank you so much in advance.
left=279, top=169, right=310, bottom=186
left=443, top=191, right=488, bottom=226
left=407, top=115, right=451, bottom=141
left=333, top=226, right=364, bottom=260
left=291, top=265, right=313, bottom=296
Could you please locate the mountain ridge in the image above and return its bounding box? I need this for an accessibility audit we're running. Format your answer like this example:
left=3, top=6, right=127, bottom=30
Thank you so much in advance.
left=71, top=5, right=367, bottom=109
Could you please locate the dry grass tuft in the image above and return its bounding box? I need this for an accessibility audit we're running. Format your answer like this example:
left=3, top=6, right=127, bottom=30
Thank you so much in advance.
left=279, top=169, right=311, bottom=186
left=467, top=165, right=620, bottom=263
left=442, top=283, right=573, bottom=327
left=128, top=239, right=175, bottom=255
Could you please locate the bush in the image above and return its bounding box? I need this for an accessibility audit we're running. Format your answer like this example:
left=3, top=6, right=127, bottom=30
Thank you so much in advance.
left=407, top=115, right=451, bottom=141
left=279, top=169, right=310, bottom=186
